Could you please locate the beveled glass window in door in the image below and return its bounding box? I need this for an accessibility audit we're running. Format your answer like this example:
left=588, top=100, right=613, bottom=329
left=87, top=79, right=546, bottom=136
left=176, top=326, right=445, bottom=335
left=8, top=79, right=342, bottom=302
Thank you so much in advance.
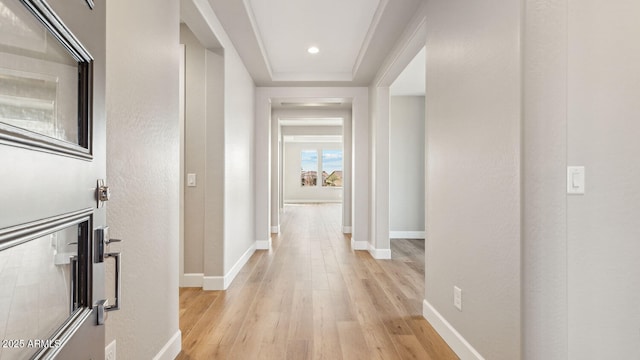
left=0, top=221, right=89, bottom=360
left=0, top=0, right=93, bottom=157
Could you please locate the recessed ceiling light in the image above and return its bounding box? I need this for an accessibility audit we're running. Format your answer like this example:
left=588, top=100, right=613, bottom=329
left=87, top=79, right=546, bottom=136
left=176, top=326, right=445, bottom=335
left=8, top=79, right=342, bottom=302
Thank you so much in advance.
left=307, top=46, right=319, bottom=54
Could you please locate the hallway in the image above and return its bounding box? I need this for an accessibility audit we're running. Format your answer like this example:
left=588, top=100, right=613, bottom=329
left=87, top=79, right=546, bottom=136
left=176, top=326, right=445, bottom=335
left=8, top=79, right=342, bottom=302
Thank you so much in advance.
left=177, top=204, right=457, bottom=359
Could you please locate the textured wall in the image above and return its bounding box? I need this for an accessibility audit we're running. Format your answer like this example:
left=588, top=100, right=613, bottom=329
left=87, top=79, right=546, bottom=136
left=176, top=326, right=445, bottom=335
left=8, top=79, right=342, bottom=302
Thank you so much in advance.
left=203, top=48, right=225, bottom=278
left=522, top=0, right=568, bottom=358
left=222, top=46, right=256, bottom=274
left=369, top=86, right=391, bottom=251
left=105, top=0, right=180, bottom=358
left=567, top=0, right=640, bottom=358
left=389, top=96, right=425, bottom=233
left=180, top=24, right=206, bottom=274
left=424, top=0, right=522, bottom=358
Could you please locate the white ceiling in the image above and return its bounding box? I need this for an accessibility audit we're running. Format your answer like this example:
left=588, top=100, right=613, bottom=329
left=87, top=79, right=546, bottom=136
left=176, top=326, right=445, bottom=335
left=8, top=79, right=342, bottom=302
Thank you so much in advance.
left=249, top=0, right=379, bottom=81
left=207, top=0, right=424, bottom=86
left=390, top=46, right=425, bottom=96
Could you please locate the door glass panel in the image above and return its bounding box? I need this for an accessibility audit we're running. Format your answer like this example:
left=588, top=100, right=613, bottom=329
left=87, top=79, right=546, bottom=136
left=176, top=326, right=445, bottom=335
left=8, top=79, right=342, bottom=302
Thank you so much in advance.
left=0, top=224, right=83, bottom=360
left=0, top=0, right=80, bottom=144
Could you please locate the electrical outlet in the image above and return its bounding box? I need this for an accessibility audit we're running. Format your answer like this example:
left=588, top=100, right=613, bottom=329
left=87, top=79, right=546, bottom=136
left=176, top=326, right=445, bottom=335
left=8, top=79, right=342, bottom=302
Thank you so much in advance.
left=454, top=286, right=462, bottom=311
left=105, top=340, right=116, bottom=360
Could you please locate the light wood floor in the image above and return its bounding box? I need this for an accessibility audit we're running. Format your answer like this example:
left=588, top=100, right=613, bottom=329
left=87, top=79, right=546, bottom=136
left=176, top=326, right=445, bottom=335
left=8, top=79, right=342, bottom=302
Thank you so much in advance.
left=177, top=204, right=458, bottom=360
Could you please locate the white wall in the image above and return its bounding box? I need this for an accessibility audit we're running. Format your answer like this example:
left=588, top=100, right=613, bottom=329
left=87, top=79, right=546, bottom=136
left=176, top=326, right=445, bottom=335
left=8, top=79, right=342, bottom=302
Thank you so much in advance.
left=566, top=1, right=640, bottom=358
left=389, top=96, right=425, bottom=236
left=423, top=0, right=521, bottom=359
left=106, top=0, right=180, bottom=358
left=522, top=0, right=568, bottom=358
left=523, top=2, right=640, bottom=359
left=203, top=48, right=225, bottom=279
left=367, top=4, right=426, bottom=258
left=283, top=141, right=343, bottom=203
left=368, top=86, right=390, bottom=255
left=180, top=22, right=226, bottom=284
left=181, top=0, right=256, bottom=288
left=180, top=24, right=208, bottom=275
left=222, top=42, right=256, bottom=276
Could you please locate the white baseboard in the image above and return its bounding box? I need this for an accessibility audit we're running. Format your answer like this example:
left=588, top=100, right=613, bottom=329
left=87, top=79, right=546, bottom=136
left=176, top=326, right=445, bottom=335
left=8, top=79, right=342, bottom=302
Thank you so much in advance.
left=270, top=225, right=280, bottom=233
left=203, top=276, right=224, bottom=290
left=422, top=299, right=485, bottom=360
left=390, top=231, right=425, bottom=239
left=256, top=238, right=271, bottom=250
left=343, top=226, right=352, bottom=234
left=180, top=273, right=204, bottom=288
left=152, top=330, right=182, bottom=360
left=368, top=243, right=391, bottom=259
left=204, top=244, right=256, bottom=290
left=351, top=237, right=368, bottom=251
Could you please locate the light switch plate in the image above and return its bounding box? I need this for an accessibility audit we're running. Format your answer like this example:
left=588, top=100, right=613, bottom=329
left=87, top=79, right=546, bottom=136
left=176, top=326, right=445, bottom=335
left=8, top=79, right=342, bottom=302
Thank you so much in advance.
left=567, top=166, right=585, bottom=194
left=187, top=173, right=197, bottom=187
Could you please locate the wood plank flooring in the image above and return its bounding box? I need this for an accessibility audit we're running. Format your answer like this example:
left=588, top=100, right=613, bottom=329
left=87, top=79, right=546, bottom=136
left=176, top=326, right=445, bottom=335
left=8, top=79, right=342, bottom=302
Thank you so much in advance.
left=178, top=204, right=458, bottom=359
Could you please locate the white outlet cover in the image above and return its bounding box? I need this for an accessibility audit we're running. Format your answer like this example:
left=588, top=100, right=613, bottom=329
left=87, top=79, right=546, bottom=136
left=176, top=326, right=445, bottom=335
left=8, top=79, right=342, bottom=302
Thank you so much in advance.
left=105, top=340, right=116, bottom=360
left=454, top=286, right=462, bottom=311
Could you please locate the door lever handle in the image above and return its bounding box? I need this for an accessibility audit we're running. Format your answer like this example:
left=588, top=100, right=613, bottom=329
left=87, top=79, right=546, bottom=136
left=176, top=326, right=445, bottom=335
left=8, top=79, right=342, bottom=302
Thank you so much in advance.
left=95, top=227, right=122, bottom=263
left=104, top=252, right=121, bottom=312
left=105, top=238, right=121, bottom=246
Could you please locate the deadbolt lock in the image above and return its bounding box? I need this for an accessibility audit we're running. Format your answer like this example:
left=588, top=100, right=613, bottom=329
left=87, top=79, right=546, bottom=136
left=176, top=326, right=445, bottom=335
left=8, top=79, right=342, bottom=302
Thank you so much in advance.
left=97, top=179, right=110, bottom=207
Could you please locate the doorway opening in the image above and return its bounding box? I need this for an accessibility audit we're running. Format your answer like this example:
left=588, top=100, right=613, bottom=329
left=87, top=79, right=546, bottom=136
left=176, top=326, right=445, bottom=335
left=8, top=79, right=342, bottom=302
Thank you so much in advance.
left=271, top=100, right=352, bottom=238
left=388, top=47, right=426, bottom=260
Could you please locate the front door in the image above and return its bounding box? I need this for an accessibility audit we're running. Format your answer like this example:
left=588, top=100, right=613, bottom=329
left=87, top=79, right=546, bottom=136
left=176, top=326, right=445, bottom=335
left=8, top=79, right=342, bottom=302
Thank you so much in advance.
left=0, top=0, right=108, bottom=359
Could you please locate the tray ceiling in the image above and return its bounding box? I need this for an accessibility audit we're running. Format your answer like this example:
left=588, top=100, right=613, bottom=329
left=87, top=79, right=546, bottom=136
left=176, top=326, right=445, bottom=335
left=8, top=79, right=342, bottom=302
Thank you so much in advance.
left=206, top=0, right=423, bottom=86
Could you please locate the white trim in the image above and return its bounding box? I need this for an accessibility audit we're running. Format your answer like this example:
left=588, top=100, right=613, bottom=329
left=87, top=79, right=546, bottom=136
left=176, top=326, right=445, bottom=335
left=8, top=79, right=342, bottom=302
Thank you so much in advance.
left=270, top=225, right=280, bottom=234
left=390, top=231, right=425, bottom=239
left=202, top=276, right=224, bottom=290
left=152, top=330, right=182, bottom=360
left=284, top=199, right=343, bottom=204
left=422, top=299, right=485, bottom=360
left=343, top=226, right=352, bottom=234
left=351, top=237, right=368, bottom=251
left=272, top=71, right=352, bottom=82
left=256, top=238, right=271, bottom=250
left=180, top=273, right=204, bottom=288
left=373, top=2, right=427, bottom=86
left=368, top=243, right=391, bottom=259
left=178, top=44, right=186, bottom=293
left=241, top=0, right=274, bottom=78
left=352, top=0, right=389, bottom=76
left=203, top=244, right=256, bottom=290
